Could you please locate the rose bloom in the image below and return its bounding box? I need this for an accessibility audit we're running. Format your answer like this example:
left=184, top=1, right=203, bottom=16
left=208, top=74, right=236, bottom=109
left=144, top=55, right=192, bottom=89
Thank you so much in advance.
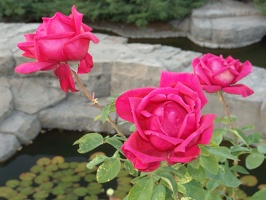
left=192, top=53, right=254, bottom=97
left=15, top=5, right=99, bottom=92
left=116, top=71, right=215, bottom=172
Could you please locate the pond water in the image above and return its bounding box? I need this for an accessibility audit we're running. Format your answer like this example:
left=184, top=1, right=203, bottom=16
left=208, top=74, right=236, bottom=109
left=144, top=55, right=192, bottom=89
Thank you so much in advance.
left=128, top=36, right=266, bottom=69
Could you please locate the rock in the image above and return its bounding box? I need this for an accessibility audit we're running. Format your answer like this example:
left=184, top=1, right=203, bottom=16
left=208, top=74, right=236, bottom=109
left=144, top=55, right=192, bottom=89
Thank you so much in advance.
left=0, top=49, right=15, bottom=75
left=190, top=0, right=266, bottom=48
left=38, top=94, right=114, bottom=133
left=0, top=77, right=13, bottom=123
left=0, top=133, right=21, bottom=162
left=9, top=77, right=66, bottom=114
left=0, top=111, right=41, bottom=145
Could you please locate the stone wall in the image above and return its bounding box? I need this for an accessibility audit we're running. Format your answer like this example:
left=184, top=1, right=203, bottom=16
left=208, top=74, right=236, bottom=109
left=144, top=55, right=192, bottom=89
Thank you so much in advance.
left=1, top=23, right=266, bottom=163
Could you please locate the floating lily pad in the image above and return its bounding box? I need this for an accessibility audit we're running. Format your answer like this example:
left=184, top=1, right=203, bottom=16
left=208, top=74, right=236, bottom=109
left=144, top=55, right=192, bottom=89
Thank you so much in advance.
left=39, top=182, right=54, bottom=191
left=258, top=184, right=266, bottom=190
left=34, top=174, right=50, bottom=184
left=6, top=179, right=20, bottom=188
left=52, top=186, right=66, bottom=196
left=17, top=186, right=34, bottom=195
left=64, top=193, right=79, bottom=200
left=84, top=174, right=96, bottom=182
left=0, top=187, right=17, bottom=198
left=117, top=177, right=132, bottom=185
left=46, top=164, right=58, bottom=172
left=19, top=172, right=36, bottom=181
left=19, top=180, right=32, bottom=187
left=87, top=182, right=103, bottom=195
left=240, top=175, right=258, bottom=187
left=84, top=195, right=98, bottom=200
left=73, top=187, right=88, bottom=197
left=58, top=162, right=69, bottom=169
left=8, top=193, right=27, bottom=200
left=51, top=156, right=65, bottom=164
left=89, top=152, right=106, bottom=160
left=30, top=165, right=44, bottom=173
left=69, top=162, right=79, bottom=168
left=74, top=162, right=87, bottom=173
left=33, top=190, right=49, bottom=199
left=37, top=157, right=51, bottom=166
left=117, top=169, right=129, bottom=177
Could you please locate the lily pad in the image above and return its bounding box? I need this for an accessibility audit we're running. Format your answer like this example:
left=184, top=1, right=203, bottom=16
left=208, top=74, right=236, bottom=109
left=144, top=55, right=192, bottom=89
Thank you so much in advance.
left=18, top=186, right=34, bottom=195
left=6, top=179, right=20, bottom=188
left=52, top=186, right=66, bottom=196
left=39, top=182, right=54, bottom=191
left=84, top=195, right=98, bottom=200
left=58, top=162, right=69, bottom=169
left=19, top=172, right=36, bottom=181
left=51, top=156, right=65, bottom=164
left=33, top=190, right=49, bottom=199
left=19, top=180, right=32, bottom=187
left=37, top=157, right=51, bottom=166
left=258, top=184, right=266, bottom=190
left=34, top=174, right=50, bottom=184
left=240, top=175, right=258, bottom=187
left=74, top=162, right=87, bottom=173
left=46, top=164, right=58, bottom=172
left=73, top=187, right=88, bottom=197
left=9, top=193, right=28, bottom=200
left=0, top=187, right=17, bottom=198
left=84, top=174, right=96, bottom=182
left=89, top=151, right=106, bottom=160
left=87, top=182, right=103, bottom=195
left=30, top=165, right=44, bottom=173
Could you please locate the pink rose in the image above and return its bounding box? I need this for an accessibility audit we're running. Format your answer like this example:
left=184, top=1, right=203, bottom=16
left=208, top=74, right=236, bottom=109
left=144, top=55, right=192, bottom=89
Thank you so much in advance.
left=15, top=6, right=99, bottom=92
left=192, top=53, right=254, bottom=97
left=116, top=71, right=215, bottom=172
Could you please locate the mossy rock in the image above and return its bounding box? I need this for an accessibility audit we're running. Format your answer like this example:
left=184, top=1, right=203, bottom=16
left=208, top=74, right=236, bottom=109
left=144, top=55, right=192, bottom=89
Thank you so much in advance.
left=5, top=179, right=20, bottom=188
left=37, top=157, right=51, bottom=166
left=51, top=156, right=65, bottom=164
left=0, top=187, right=17, bottom=198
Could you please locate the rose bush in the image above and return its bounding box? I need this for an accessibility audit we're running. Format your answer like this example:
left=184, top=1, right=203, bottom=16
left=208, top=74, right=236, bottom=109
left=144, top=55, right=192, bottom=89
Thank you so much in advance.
left=15, top=6, right=99, bottom=92
left=115, top=71, right=215, bottom=172
left=192, top=53, right=254, bottom=97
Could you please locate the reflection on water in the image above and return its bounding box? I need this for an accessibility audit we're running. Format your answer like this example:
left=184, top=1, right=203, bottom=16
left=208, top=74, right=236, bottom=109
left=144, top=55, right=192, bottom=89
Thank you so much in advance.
left=128, top=36, right=266, bottom=69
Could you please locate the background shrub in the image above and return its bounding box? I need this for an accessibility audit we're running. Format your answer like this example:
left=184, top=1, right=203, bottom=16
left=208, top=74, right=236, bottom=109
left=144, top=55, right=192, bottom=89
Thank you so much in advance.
left=0, top=0, right=208, bottom=26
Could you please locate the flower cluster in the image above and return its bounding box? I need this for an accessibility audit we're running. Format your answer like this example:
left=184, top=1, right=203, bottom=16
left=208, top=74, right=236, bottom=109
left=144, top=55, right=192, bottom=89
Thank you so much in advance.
left=15, top=6, right=263, bottom=200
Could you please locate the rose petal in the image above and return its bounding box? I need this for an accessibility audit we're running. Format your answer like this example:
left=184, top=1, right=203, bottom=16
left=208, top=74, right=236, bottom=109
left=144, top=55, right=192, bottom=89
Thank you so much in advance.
left=233, top=60, right=253, bottom=83
left=53, top=63, right=77, bottom=92
left=222, top=84, right=254, bottom=97
left=115, top=87, right=155, bottom=122
left=122, top=131, right=167, bottom=172
left=202, top=85, right=222, bottom=93
left=15, top=62, right=57, bottom=74
left=77, top=53, right=94, bottom=74
left=168, top=145, right=200, bottom=164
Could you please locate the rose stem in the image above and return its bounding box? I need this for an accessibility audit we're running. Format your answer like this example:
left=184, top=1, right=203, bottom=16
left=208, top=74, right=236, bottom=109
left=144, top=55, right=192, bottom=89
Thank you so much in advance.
left=72, top=70, right=125, bottom=139
left=217, top=91, right=233, bottom=129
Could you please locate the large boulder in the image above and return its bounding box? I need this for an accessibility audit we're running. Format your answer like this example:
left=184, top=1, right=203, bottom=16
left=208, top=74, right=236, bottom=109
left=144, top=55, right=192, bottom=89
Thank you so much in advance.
left=0, top=133, right=20, bottom=163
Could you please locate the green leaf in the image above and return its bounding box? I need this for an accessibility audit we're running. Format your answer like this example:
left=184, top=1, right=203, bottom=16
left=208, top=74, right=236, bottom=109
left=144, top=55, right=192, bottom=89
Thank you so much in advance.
left=155, top=170, right=178, bottom=197
left=87, top=154, right=107, bottom=169
left=206, top=179, right=219, bottom=191
left=183, top=180, right=205, bottom=200
left=203, top=146, right=237, bottom=160
left=212, top=128, right=227, bottom=145
left=250, top=188, right=266, bottom=200
left=241, top=125, right=255, bottom=131
left=245, top=153, right=265, bottom=170
left=151, top=184, right=166, bottom=200
left=247, top=132, right=262, bottom=144
left=124, top=160, right=139, bottom=177
left=207, top=169, right=242, bottom=188
left=101, top=104, right=111, bottom=123
left=127, top=176, right=154, bottom=200
left=96, top=158, right=121, bottom=183
left=200, top=155, right=219, bottom=175
left=188, top=158, right=200, bottom=169
left=73, top=133, right=103, bottom=154
left=105, top=137, right=123, bottom=150
left=257, top=141, right=266, bottom=154
left=187, top=165, right=206, bottom=183
left=230, top=165, right=249, bottom=175
left=229, top=129, right=248, bottom=145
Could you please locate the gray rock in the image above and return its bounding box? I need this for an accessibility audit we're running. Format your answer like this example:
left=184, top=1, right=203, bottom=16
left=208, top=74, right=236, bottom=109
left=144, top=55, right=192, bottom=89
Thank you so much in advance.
left=0, top=133, right=20, bottom=163
left=0, top=49, right=15, bottom=75
left=9, top=77, right=66, bottom=114
left=0, top=77, right=13, bottom=123
left=0, top=111, right=41, bottom=145
left=38, top=94, right=114, bottom=133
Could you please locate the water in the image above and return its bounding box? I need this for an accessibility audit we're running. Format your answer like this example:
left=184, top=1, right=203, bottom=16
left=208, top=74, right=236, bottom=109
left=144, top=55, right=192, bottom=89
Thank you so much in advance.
left=128, top=36, right=266, bottom=69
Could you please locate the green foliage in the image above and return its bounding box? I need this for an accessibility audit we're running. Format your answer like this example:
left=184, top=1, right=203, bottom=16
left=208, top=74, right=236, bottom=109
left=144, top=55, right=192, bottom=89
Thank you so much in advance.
left=253, top=0, right=266, bottom=15
left=0, top=0, right=208, bottom=26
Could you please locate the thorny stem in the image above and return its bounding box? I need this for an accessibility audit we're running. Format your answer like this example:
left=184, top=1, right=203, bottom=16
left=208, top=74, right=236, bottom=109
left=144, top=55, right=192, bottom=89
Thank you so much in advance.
left=72, top=70, right=126, bottom=139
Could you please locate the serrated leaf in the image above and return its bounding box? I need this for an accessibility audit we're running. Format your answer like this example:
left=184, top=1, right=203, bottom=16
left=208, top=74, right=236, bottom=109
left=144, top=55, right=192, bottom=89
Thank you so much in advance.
left=87, top=154, right=107, bottom=169
left=206, top=179, right=219, bottom=191
left=155, top=170, right=178, bottom=197
left=245, top=153, right=265, bottom=170
left=203, top=146, right=237, bottom=160
left=151, top=184, right=166, bottom=200
left=73, top=133, right=103, bottom=154
left=207, top=169, right=242, bottom=188
left=200, top=155, right=219, bottom=175
left=183, top=180, right=205, bottom=200
left=188, top=158, right=200, bottom=169
left=229, top=129, right=248, bottom=145
left=124, top=160, right=139, bottom=177
left=212, top=128, right=227, bottom=145
left=230, top=165, right=249, bottom=175
left=101, top=104, right=111, bottom=123
left=97, top=158, right=121, bottom=183
left=127, top=176, right=154, bottom=200
left=187, top=165, right=206, bottom=183
left=105, top=137, right=123, bottom=150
